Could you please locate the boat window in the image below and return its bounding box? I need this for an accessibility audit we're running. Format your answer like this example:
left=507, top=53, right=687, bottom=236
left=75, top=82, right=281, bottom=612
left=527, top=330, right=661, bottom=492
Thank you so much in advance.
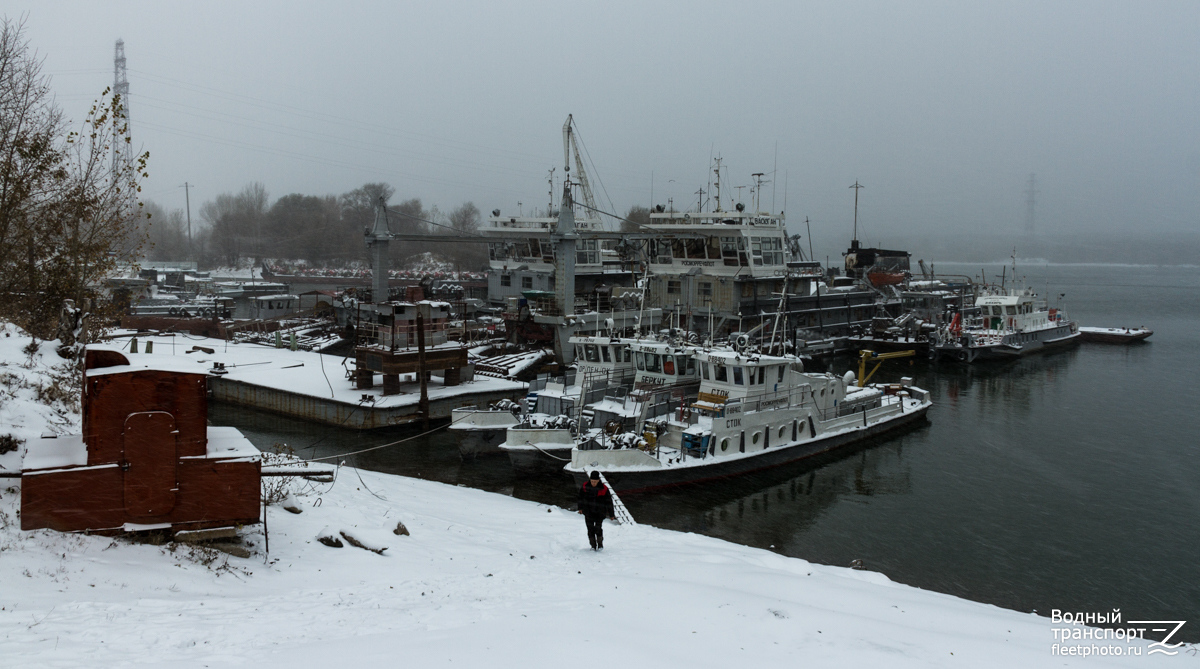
left=685, top=356, right=695, bottom=375
left=989, top=306, right=1000, bottom=316
left=585, top=345, right=600, bottom=362
left=685, top=238, right=707, bottom=259
left=757, top=367, right=765, bottom=385
left=752, top=431, right=761, bottom=445
left=701, top=362, right=710, bottom=380
left=663, top=358, right=675, bottom=375
left=715, top=365, right=728, bottom=382
left=1005, top=306, right=1015, bottom=315
left=733, top=367, right=744, bottom=385
left=623, top=348, right=631, bottom=363
left=601, top=346, right=611, bottom=362
left=720, top=437, right=730, bottom=452
left=635, top=352, right=645, bottom=371
left=777, top=365, right=785, bottom=383
left=646, top=353, right=662, bottom=373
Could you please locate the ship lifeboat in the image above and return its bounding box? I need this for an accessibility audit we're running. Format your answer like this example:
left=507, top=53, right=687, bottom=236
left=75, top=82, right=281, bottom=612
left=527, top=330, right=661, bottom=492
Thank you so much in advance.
left=867, top=270, right=906, bottom=287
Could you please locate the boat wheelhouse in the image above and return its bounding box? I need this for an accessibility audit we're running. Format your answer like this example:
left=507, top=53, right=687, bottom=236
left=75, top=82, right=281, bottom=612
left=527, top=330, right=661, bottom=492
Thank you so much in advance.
left=627, top=338, right=699, bottom=389
left=569, top=334, right=636, bottom=384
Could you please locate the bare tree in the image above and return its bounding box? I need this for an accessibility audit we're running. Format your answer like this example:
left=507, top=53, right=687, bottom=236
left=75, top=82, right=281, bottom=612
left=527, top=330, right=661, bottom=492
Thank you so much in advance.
left=199, top=182, right=268, bottom=266
left=622, top=205, right=650, bottom=233
left=142, top=200, right=189, bottom=261
left=444, top=202, right=487, bottom=270
left=0, top=18, right=149, bottom=337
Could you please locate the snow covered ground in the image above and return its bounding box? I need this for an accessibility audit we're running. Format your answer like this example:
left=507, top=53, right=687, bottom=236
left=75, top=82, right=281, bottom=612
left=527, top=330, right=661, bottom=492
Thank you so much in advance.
left=0, top=323, right=1192, bottom=666
left=1, top=468, right=1187, bottom=667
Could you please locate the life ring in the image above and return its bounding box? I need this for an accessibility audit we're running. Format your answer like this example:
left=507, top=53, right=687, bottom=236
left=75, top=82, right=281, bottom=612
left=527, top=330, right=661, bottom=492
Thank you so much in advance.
left=956, top=350, right=967, bottom=362
left=168, top=307, right=178, bottom=316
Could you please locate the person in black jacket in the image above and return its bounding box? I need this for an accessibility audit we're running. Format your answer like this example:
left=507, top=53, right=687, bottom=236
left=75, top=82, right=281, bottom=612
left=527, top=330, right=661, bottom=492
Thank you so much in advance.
left=577, top=470, right=616, bottom=550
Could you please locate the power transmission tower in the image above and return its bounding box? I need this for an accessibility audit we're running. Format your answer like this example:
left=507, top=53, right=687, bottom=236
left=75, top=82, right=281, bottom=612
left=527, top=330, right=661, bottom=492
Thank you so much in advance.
left=1024, top=173, right=1038, bottom=235
left=112, top=40, right=133, bottom=170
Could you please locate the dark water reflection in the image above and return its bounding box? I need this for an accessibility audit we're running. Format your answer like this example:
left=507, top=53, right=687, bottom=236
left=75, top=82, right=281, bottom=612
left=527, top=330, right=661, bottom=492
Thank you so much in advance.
left=212, top=264, right=1200, bottom=641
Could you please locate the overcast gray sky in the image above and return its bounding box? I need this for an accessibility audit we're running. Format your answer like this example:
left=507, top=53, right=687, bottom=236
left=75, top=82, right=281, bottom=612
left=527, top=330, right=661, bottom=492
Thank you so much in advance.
left=8, top=0, right=1198, bottom=256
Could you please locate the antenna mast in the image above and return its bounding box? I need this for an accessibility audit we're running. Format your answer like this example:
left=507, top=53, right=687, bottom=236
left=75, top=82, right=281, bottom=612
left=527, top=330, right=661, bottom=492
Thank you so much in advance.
left=752, top=173, right=766, bottom=213
left=712, top=157, right=723, bottom=212
left=850, top=181, right=864, bottom=245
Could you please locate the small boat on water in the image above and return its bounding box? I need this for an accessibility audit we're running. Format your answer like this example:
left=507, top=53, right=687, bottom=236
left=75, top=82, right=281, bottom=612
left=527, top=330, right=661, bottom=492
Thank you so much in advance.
left=564, top=345, right=931, bottom=492
left=1077, top=326, right=1153, bottom=344
left=934, top=286, right=1078, bottom=363
left=451, top=400, right=522, bottom=459
left=498, top=414, right=577, bottom=474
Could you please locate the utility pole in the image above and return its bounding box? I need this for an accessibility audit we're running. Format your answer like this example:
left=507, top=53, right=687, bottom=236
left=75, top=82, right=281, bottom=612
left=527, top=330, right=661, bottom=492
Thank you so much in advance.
left=181, top=182, right=193, bottom=246
left=850, top=181, right=864, bottom=247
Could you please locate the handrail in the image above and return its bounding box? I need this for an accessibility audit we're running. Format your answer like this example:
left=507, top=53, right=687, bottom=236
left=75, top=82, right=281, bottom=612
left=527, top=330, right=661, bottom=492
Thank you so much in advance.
left=598, top=472, right=636, bottom=526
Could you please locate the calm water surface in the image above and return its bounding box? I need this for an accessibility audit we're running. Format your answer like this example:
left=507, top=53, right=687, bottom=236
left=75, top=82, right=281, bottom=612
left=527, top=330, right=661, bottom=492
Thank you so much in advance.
left=211, top=263, right=1200, bottom=640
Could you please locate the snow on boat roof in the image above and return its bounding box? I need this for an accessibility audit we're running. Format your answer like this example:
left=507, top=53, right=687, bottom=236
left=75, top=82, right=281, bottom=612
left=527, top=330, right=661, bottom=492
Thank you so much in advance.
left=691, top=349, right=798, bottom=366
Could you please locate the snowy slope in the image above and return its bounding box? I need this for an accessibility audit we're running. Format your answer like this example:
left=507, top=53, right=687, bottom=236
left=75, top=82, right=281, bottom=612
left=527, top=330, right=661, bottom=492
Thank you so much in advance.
left=0, top=468, right=1183, bottom=668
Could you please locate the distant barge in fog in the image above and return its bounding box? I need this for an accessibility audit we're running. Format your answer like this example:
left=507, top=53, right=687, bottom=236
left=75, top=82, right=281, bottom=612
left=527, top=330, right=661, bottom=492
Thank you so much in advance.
left=1077, top=326, right=1153, bottom=344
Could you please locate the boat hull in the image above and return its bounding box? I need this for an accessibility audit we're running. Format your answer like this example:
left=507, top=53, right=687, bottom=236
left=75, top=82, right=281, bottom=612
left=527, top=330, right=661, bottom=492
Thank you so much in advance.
left=503, top=445, right=574, bottom=475
left=570, top=403, right=930, bottom=493
left=1077, top=327, right=1152, bottom=344
left=454, top=429, right=508, bottom=459
left=937, top=326, right=1079, bottom=363
left=498, top=426, right=575, bottom=475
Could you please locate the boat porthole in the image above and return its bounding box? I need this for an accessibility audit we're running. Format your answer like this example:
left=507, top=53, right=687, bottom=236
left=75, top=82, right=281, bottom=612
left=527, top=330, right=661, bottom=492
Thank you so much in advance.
left=798, top=421, right=806, bottom=435
left=720, top=438, right=730, bottom=452
left=752, top=431, right=761, bottom=445
left=778, top=426, right=787, bottom=439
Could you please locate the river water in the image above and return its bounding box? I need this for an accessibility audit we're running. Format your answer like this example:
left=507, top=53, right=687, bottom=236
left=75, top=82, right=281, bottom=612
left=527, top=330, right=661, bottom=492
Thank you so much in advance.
left=210, top=262, right=1200, bottom=640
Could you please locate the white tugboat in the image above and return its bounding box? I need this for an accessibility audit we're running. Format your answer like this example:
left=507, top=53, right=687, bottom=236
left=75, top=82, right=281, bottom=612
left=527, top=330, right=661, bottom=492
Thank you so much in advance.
left=934, top=286, right=1078, bottom=362
left=565, top=345, right=931, bottom=492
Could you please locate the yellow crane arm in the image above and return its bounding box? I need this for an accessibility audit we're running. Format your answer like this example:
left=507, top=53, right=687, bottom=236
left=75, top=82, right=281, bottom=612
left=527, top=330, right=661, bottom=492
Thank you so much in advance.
left=857, top=349, right=916, bottom=387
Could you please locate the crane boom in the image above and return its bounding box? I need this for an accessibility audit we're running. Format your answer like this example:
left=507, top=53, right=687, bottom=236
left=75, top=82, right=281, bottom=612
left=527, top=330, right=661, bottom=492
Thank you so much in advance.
left=561, top=114, right=599, bottom=218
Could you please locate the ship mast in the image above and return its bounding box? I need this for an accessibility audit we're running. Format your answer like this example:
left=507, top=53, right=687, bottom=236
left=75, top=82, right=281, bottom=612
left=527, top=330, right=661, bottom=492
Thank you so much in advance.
left=850, top=180, right=864, bottom=249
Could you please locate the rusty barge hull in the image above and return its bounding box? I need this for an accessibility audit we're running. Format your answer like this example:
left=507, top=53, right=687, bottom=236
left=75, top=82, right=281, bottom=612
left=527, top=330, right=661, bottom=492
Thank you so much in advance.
left=208, top=376, right=525, bottom=429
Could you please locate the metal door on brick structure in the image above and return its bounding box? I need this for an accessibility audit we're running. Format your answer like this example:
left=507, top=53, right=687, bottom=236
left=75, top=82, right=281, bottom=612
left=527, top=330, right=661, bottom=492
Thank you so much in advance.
left=122, top=411, right=179, bottom=517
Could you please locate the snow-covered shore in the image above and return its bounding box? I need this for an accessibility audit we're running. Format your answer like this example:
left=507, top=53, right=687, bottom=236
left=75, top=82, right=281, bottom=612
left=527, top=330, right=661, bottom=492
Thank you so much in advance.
left=1, top=466, right=1184, bottom=667
left=0, top=323, right=1189, bottom=667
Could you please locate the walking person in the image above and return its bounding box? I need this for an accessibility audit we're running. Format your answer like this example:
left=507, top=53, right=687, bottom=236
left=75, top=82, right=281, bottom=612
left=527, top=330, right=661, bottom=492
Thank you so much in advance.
left=577, top=471, right=615, bottom=550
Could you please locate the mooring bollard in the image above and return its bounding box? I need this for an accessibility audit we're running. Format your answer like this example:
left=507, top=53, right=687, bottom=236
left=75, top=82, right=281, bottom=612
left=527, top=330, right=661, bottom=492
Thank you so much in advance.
left=289, top=333, right=297, bottom=351
left=145, top=340, right=153, bottom=354
left=274, top=331, right=282, bottom=348
left=129, top=337, right=138, bottom=353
